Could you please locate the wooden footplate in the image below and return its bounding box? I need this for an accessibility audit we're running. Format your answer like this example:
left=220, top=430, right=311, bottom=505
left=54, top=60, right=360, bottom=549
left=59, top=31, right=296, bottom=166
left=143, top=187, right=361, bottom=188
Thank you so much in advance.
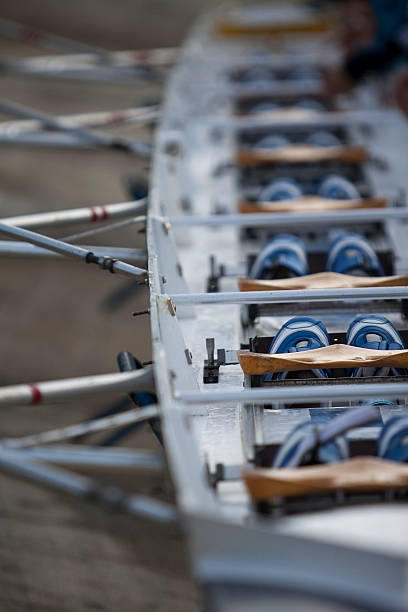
left=238, top=344, right=408, bottom=375
left=238, top=271, right=408, bottom=292
left=216, top=19, right=329, bottom=37
left=243, top=457, right=408, bottom=501
left=238, top=196, right=387, bottom=214
left=236, top=144, right=368, bottom=166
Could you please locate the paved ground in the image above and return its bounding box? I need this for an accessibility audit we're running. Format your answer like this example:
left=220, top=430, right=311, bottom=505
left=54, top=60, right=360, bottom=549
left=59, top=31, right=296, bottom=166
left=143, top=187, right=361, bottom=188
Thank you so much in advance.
left=0, top=1, right=226, bottom=609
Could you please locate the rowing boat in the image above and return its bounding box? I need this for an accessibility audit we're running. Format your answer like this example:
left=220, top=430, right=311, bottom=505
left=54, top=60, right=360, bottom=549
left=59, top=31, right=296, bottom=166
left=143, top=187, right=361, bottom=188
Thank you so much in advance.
left=2, top=3, right=408, bottom=610
left=146, top=4, right=408, bottom=610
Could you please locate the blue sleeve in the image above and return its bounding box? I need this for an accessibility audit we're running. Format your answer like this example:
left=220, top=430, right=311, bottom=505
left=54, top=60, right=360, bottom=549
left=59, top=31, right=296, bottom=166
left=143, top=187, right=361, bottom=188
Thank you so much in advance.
left=343, top=1, right=408, bottom=80
left=369, top=0, right=408, bottom=48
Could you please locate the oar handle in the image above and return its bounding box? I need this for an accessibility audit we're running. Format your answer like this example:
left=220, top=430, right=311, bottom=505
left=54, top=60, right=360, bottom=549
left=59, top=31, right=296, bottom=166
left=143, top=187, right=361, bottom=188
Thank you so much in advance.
left=117, top=351, right=142, bottom=374
left=116, top=352, right=162, bottom=444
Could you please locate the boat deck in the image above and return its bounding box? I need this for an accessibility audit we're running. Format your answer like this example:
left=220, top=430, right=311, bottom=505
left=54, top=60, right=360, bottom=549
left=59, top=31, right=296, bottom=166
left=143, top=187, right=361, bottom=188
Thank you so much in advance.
left=148, top=6, right=408, bottom=609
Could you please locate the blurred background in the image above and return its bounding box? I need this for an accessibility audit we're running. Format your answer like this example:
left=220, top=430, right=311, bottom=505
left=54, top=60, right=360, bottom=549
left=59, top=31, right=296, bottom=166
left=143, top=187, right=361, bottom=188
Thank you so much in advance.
left=0, top=1, right=234, bottom=610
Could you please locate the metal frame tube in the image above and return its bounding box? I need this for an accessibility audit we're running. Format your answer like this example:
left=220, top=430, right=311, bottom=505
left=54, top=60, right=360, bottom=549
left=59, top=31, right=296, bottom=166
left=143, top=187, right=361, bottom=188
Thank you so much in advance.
left=0, top=241, right=147, bottom=266
left=0, top=17, right=110, bottom=58
left=177, top=383, right=408, bottom=405
left=0, top=448, right=176, bottom=522
left=0, top=106, right=159, bottom=135
left=0, top=131, right=119, bottom=148
left=15, top=445, right=164, bottom=470
left=0, top=97, right=151, bottom=158
left=169, top=208, right=408, bottom=228
left=2, top=405, right=159, bottom=449
left=171, top=286, right=408, bottom=305
left=0, top=221, right=147, bottom=278
left=61, top=215, right=145, bottom=242
left=0, top=17, right=175, bottom=69
left=0, top=62, right=157, bottom=84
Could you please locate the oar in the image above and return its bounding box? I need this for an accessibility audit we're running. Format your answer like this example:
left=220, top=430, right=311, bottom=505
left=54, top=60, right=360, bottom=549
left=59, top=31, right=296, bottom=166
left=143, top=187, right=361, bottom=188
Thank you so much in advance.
left=2, top=199, right=146, bottom=231
left=0, top=369, right=155, bottom=406
left=0, top=58, right=162, bottom=83
left=0, top=106, right=159, bottom=135
left=0, top=447, right=176, bottom=522
left=0, top=48, right=176, bottom=71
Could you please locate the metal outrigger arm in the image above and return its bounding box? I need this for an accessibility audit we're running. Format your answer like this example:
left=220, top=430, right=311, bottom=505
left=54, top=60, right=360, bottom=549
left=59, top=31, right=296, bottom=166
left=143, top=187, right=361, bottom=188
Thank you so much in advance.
left=2, top=405, right=160, bottom=449
left=9, top=445, right=164, bottom=470
left=0, top=220, right=148, bottom=279
left=0, top=364, right=174, bottom=522
left=0, top=97, right=152, bottom=158
left=0, top=16, right=113, bottom=58
left=0, top=447, right=177, bottom=523
left=0, top=13, right=181, bottom=529
left=0, top=242, right=147, bottom=267
left=0, top=17, right=175, bottom=82
left=0, top=106, right=159, bottom=135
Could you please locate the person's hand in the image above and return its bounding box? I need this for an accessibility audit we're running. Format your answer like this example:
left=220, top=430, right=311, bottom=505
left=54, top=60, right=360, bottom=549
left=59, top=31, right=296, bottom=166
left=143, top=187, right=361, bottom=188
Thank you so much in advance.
left=394, top=69, right=408, bottom=117
left=323, top=66, right=354, bottom=97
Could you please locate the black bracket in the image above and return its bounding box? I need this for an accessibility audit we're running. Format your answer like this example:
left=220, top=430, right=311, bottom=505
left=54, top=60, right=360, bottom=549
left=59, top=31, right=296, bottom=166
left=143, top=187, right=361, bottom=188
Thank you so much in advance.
left=208, top=462, right=251, bottom=488
left=207, top=255, right=219, bottom=293
left=203, top=338, right=240, bottom=384
left=207, top=255, right=226, bottom=293
left=203, top=338, right=221, bottom=383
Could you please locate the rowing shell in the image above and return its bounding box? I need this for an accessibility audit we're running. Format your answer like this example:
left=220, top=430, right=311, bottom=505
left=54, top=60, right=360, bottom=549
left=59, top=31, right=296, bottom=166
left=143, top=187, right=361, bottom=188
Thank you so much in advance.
left=146, top=2, right=408, bottom=611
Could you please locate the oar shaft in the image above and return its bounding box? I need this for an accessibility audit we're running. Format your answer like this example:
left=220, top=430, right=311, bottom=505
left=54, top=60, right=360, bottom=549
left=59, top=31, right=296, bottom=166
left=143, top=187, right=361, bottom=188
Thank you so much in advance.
left=8, top=48, right=176, bottom=68
left=2, top=200, right=146, bottom=230
left=0, top=60, right=156, bottom=83
left=0, top=106, right=158, bottom=135
left=11, top=446, right=164, bottom=470
left=0, top=369, right=155, bottom=406
left=0, top=448, right=176, bottom=521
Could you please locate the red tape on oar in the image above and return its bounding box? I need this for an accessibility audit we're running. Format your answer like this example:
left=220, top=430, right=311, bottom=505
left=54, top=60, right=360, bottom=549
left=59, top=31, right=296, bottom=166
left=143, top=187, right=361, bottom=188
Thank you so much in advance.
left=29, top=384, right=42, bottom=405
